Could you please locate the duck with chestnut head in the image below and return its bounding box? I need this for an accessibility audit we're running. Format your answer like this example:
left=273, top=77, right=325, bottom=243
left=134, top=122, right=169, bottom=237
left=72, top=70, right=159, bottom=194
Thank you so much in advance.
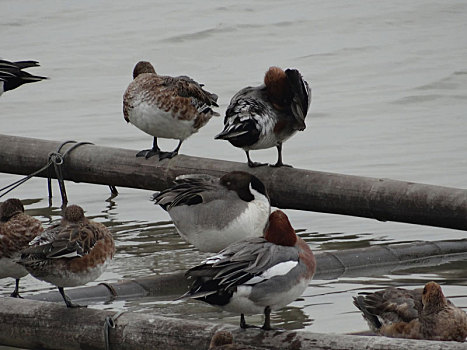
left=353, top=281, right=467, bottom=342
left=215, top=66, right=311, bottom=167
left=182, top=210, right=316, bottom=330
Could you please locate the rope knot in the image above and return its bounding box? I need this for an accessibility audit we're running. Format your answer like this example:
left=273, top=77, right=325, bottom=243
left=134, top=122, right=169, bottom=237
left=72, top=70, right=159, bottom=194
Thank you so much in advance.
left=48, top=151, right=64, bottom=165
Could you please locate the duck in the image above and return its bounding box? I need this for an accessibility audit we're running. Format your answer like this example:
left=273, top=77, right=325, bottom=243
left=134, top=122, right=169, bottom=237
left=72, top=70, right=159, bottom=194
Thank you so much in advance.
left=0, top=59, right=47, bottom=96
left=215, top=66, right=311, bottom=167
left=353, top=281, right=467, bottom=342
left=0, top=198, right=43, bottom=297
left=208, top=330, right=253, bottom=350
left=123, top=61, right=219, bottom=160
left=154, top=171, right=270, bottom=253
left=19, top=204, right=115, bottom=308
left=182, top=210, right=316, bottom=330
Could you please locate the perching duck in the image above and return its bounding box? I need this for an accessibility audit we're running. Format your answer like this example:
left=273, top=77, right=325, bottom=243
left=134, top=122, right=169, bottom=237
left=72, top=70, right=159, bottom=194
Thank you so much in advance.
left=0, top=198, right=43, bottom=297
left=215, top=66, right=311, bottom=167
left=19, top=205, right=115, bottom=308
left=182, top=210, right=316, bottom=330
left=123, top=61, right=219, bottom=160
left=353, top=281, right=467, bottom=342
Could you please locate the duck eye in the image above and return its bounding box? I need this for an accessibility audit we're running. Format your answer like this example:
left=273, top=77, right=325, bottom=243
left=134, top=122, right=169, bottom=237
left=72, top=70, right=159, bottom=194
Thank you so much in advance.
left=423, top=287, right=427, bottom=294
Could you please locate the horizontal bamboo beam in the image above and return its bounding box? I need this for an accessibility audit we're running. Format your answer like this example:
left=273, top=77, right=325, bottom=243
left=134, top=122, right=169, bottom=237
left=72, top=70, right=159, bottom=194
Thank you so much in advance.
left=26, top=239, right=467, bottom=304
left=1, top=133, right=467, bottom=230
left=0, top=298, right=465, bottom=350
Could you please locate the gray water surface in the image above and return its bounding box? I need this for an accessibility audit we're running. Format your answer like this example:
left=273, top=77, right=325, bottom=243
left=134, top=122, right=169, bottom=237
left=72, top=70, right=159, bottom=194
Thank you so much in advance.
left=1, top=0, right=467, bottom=335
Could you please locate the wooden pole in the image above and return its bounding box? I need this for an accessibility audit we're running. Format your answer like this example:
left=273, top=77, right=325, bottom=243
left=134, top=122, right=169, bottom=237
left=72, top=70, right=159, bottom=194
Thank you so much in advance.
left=26, top=239, right=467, bottom=304
left=1, top=133, right=467, bottom=230
left=0, top=298, right=465, bottom=350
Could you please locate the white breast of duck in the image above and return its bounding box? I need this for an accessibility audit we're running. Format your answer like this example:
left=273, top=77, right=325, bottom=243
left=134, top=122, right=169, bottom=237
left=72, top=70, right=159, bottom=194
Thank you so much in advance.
left=127, top=97, right=197, bottom=140
left=158, top=172, right=270, bottom=253
left=19, top=205, right=115, bottom=288
left=123, top=61, right=218, bottom=140
left=185, top=210, right=316, bottom=315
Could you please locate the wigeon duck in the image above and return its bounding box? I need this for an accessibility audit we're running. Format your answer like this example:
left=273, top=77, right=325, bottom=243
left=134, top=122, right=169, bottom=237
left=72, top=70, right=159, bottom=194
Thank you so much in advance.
left=209, top=330, right=252, bottom=350
left=182, top=210, right=316, bottom=330
left=215, top=66, right=311, bottom=167
left=0, top=59, right=47, bottom=96
left=19, top=205, right=115, bottom=308
left=123, top=61, right=219, bottom=160
left=154, top=171, right=270, bottom=253
left=353, top=281, right=467, bottom=342
left=0, top=199, right=43, bottom=297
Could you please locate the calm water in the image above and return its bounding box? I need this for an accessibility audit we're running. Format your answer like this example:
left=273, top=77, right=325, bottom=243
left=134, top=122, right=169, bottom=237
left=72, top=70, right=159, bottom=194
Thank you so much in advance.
left=1, top=0, right=467, bottom=336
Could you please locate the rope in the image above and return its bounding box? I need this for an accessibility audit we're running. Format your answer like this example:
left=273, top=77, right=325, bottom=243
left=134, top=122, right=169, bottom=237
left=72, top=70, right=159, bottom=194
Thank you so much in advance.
left=103, top=310, right=125, bottom=350
left=98, top=282, right=118, bottom=298
left=0, top=140, right=93, bottom=206
left=47, top=141, right=93, bottom=206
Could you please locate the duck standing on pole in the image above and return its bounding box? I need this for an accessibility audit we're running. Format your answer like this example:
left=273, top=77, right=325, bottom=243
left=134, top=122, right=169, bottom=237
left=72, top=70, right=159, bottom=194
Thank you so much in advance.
left=123, top=61, right=219, bottom=160
left=215, top=66, right=311, bottom=167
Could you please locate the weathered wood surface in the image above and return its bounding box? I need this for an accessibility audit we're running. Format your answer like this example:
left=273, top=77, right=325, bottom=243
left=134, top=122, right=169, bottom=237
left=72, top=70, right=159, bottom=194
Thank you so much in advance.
left=1, top=134, right=467, bottom=230
left=26, top=239, right=467, bottom=304
left=0, top=298, right=465, bottom=350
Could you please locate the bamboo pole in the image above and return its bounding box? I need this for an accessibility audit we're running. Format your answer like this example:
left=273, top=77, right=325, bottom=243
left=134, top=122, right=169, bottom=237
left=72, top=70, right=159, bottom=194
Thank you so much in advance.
left=0, top=297, right=465, bottom=350
left=1, top=133, right=467, bottom=230
left=26, top=239, right=467, bottom=304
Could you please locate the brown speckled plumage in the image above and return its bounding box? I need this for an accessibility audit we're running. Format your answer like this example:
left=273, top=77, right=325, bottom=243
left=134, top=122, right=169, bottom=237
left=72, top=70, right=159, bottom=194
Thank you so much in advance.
left=0, top=199, right=43, bottom=259
left=19, top=204, right=115, bottom=307
left=208, top=330, right=253, bottom=350
left=122, top=61, right=218, bottom=159
left=354, top=282, right=467, bottom=342
left=124, top=66, right=218, bottom=124
left=0, top=198, right=43, bottom=297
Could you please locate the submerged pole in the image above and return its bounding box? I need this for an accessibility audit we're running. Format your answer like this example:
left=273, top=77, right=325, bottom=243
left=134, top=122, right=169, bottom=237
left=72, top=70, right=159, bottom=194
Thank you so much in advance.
left=26, top=239, right=467, bottom=304
left=0, top=297, right=466, bottom=350
left=1, top=133, right=467, bottom=230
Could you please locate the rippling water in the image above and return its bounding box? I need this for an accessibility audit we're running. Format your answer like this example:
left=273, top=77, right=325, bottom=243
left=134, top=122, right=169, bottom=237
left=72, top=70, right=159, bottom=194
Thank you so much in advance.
left=1, top=0, right=467, bottom=337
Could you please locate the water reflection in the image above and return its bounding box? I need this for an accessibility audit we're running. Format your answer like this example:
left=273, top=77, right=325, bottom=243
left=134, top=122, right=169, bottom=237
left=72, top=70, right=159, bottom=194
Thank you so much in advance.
left=1, top=0, right=467, bottom=340
left=1, top=198, right=466, bottom=335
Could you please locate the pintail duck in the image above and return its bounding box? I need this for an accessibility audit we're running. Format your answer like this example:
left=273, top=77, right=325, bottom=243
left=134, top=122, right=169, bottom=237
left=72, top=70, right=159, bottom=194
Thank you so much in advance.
left=215, top=66, right=311, bottom=167
left=123, top=61, right=219, bottom=160
left=154, top=171, right=270, bottom=253
left=182, top=210, right=316, bottom=330
left=0, top=59, right=47, bottom=96
left=19, top=205, right=115, bottom=308
left=0, top=199, right=43, bottom=297
left=353, top=281, right=467, bottom=342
